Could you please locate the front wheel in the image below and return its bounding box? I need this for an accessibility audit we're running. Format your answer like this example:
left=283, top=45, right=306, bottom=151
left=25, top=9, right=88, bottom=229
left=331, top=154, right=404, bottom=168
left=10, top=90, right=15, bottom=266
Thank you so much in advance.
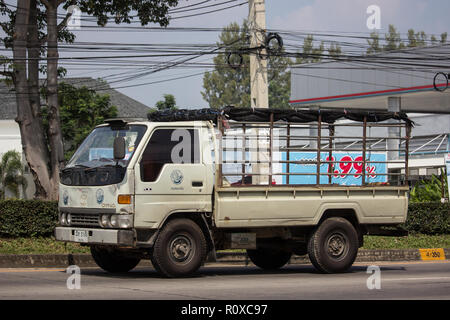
left=151, top=218, right=207, bottom=278
left=307, top=217, right=359, bottom=273
left=90, top=246, right=141, bottom=273
left=247, top=248, right=292, bottom=270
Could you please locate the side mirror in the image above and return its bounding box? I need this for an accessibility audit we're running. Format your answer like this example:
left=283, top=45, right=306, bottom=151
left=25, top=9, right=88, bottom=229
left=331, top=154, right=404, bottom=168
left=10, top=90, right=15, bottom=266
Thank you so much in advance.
left=113, top=137, right=126, bottom=160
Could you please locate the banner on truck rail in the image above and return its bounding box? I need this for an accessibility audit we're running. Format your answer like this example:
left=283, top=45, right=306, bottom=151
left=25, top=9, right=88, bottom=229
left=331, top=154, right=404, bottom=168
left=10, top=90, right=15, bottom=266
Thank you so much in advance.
left=280, top=152, right=388, bottom=185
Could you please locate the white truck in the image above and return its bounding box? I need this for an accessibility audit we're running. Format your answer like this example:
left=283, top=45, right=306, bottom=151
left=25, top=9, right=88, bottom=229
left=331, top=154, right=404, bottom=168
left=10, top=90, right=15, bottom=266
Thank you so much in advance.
left=55, top=107, right=412, bottom=277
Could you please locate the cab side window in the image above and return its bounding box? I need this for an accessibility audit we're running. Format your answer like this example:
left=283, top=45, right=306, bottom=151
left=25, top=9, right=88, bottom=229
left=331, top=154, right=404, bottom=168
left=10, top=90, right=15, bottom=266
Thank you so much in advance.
left=140, top=128, right=199, bottom=182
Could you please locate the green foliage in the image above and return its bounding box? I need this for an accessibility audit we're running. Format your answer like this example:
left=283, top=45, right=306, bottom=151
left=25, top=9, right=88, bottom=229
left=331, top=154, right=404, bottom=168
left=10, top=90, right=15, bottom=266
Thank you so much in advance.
left=72, top=0, right=179, bottom=27
left=0, top=200, right=58, bottom=237
left=152, top=94, right=178, bottom=112
left=42, top=82, right=118, bottom=162
left=202, top=21, right=252, bottom=109
left=367, top=32, right=382, bottom=54
left=384, top=25, right=405, bottom=51
left=294, top=34, right=325, bottom=64
left=327, top=43, right=342, bottom=59
left=0, top=151, right=27, bottom=200
left=367, top=24, right=448, bottom=54
left=410, top=174, right=448, bottom=203
left=404, top=202, right=449, bottom=235
left=363, top=234, right=450, bottom=249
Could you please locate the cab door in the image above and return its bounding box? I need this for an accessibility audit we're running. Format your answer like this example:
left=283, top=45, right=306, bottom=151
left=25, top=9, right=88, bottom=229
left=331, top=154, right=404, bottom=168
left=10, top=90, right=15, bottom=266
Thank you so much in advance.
left=134, top=126, right=211, bottom=229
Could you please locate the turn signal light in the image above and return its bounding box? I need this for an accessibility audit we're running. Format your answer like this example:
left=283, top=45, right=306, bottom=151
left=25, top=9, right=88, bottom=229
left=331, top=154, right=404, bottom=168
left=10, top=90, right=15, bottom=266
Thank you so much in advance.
left=118, top=194, right=132, bottom=204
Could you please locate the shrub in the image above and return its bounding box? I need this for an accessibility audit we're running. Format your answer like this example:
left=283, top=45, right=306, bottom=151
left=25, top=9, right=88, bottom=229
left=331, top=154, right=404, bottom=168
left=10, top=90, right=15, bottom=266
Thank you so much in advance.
left=0, top=200, right=448, bottom=238
left=404, top=202, right=449, bottom=235
left=0, top=200, right=58, bottom=237
left=409, top=174, right=448, bottom=203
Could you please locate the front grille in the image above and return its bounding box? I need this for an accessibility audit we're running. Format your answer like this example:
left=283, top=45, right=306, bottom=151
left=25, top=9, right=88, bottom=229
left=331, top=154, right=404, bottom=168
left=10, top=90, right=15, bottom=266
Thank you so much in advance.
left=70, top=213, right=101, bottom=227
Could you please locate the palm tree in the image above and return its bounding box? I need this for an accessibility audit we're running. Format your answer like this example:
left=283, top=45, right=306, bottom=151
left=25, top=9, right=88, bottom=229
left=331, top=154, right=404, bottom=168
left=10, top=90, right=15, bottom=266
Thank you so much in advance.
left=0, top=150, right=27, bottom=200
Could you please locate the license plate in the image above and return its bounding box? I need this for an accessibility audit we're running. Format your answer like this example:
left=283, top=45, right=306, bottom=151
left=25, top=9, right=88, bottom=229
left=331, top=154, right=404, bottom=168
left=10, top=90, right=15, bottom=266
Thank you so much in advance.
left=73, top=230, right=89, bottom=243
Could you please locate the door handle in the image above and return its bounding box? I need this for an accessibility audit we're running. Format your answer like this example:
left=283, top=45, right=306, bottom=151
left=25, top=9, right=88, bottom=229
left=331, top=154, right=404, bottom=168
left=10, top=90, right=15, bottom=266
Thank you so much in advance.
left=192, top=181, right=203, bottom=187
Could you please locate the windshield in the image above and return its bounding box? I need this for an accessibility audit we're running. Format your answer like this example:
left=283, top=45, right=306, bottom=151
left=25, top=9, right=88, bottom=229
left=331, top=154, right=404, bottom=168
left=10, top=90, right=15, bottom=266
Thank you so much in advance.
left=67, top=125, right=147, bottom=169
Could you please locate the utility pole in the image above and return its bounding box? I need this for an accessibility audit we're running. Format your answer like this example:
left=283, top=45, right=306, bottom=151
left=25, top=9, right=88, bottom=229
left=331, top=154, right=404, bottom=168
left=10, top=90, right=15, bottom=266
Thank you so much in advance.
left=248, top=0, right=269, bottom=184
left=248, top=0, right=268, bottom=109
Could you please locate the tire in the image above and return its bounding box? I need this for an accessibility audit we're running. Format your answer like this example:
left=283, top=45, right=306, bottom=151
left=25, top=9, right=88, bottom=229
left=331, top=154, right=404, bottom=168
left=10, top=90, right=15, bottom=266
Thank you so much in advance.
left=247, top=248, right=292, bottom=270
left=90, top=246, right=140, bottom=273
left=307, top=217, right=359, bottom=274
left=151, top=218, right=207, bottom=278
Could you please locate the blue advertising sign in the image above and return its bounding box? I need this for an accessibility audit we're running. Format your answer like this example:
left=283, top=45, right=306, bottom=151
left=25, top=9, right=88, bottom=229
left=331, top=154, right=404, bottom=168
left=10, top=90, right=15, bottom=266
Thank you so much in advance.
left=281, top=152, right=387, bottom=185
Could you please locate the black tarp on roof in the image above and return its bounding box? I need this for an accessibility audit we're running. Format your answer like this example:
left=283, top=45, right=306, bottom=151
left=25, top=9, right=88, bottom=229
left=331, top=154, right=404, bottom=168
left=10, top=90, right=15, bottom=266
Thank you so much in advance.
left=147, top=106, right=413, bottom=125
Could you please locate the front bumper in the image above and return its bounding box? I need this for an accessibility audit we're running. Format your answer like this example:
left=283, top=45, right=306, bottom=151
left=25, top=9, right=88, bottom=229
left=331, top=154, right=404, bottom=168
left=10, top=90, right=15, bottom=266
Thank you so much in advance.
left=55, top=227, right=135, bottom=246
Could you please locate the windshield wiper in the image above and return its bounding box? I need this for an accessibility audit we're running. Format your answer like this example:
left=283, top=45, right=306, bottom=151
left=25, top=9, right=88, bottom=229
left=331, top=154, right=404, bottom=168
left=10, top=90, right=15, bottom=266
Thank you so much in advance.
left=73, top=164, right=90, bottom=168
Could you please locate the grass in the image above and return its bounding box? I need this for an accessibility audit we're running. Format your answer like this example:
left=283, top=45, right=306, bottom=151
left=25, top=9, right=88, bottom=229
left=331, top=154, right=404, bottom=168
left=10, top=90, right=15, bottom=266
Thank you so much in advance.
left=0, top=234, right=449, bottom=255
left=362, top=234, right=450, bottom=250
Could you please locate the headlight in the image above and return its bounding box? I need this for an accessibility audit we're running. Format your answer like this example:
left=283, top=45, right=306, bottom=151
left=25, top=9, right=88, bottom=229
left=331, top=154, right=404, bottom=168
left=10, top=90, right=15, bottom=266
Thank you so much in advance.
left=110, top=215, right=119, bottom=228
left=100, top=215, right=110, bottom=228
left=60, top=213, right=66, bottom=226
left=118, top=215, right=132, bottom=229
left=66, top=213, right=72, bottom=225
left=99, top=214, right=132, bottom=228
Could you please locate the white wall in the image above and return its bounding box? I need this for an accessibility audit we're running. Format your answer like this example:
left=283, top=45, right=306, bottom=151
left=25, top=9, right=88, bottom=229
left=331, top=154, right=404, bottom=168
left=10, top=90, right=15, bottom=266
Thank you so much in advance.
left=0, top=120, right=35, bottom=199
left=0, top=120, right=22, bottom=153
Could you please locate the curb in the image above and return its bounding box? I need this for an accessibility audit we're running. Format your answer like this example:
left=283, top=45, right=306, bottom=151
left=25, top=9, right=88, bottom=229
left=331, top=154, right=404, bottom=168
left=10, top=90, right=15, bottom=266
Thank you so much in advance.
left=0, top=249, right=448, bottom=268
left=215, top=249, right=450, bottom=265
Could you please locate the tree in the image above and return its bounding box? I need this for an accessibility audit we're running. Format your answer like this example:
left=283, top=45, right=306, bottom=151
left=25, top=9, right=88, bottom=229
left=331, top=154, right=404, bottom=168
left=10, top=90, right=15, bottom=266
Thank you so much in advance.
left=366, top=24, right=448, bottom=54
left=383, top=24, right=404, bottom=51
left=328, top=43, right=342, bottom=60
left=367, top=32, right=382, bottom=54
left=295, top=35, right=325, bottom=64
left=155, top=94, right=178, bottom=111
left=407, top=29, right=427, bottom=48
left=43, top=82, right=118, bottom=162
left=202, top=22, right=251, bottom=109
left=0, top=0, right=179, bottom=199
left=0, top=150, right=27, bottom=200
left=202, top=21, right=293, bottom=109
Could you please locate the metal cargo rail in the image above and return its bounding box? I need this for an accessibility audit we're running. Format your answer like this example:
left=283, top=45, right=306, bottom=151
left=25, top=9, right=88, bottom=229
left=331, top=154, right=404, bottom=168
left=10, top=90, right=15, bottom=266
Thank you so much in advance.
left=216, top=111, right=412, bottom=188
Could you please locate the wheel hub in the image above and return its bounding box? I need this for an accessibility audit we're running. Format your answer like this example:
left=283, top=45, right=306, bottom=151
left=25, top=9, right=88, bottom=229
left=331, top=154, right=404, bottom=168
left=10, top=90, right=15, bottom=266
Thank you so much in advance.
left=170, top=235, right=192, bottom=262
left=327, top=233, right=347, bottom=258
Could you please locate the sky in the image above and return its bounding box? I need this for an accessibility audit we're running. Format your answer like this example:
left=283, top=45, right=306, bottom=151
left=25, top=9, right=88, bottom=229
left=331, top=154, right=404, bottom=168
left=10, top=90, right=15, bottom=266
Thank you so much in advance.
left=2, top=0, right=450, bottom=110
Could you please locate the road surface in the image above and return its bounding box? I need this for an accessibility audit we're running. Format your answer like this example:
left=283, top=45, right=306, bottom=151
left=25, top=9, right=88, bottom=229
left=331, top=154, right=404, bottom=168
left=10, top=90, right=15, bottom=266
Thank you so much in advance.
left=0, top=261, right=449, bottom=300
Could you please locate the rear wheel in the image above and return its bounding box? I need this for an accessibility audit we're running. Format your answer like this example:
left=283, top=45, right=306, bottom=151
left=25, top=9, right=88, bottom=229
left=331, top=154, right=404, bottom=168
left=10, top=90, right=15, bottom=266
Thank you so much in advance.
left=247, top=248, right=292, bottom=270
left=151, top=218, right=207, bottom=278
left=307, top=217, right=359, bottom=273
left=90, top=246, right=140, bottom=273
